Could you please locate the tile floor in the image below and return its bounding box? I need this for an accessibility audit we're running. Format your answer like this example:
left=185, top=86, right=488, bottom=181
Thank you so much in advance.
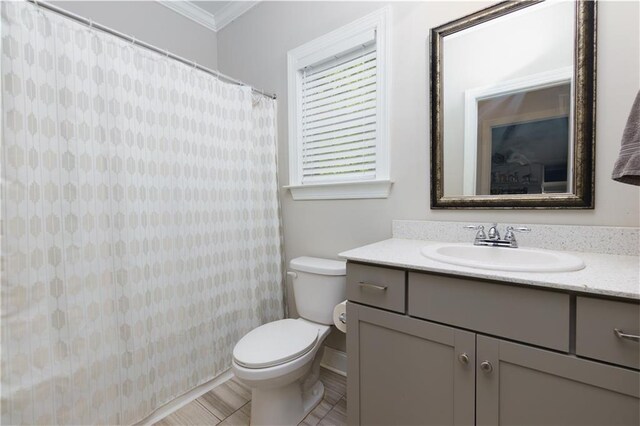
left=155, top=368, right=347, bottom=426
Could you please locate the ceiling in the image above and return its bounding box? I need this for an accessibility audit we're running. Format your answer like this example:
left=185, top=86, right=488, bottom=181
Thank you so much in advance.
left=158, top=1, right=259, bottom=32
left=191, top=1, right=234, bottom=16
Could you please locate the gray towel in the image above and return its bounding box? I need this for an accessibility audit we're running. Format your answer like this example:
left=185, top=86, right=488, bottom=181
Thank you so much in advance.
left=612, top=90, right=640, bottom=185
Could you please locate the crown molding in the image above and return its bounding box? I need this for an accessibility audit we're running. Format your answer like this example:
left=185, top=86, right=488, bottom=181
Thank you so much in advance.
left=214, top=1, right=259, bottom=31
left=157, top=1, right=218, bottom=31
left=157, top=1, right=259, bottom=32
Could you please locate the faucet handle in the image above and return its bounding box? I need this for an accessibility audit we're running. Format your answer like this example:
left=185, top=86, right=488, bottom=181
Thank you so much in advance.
left=464, top=224, right=486, bottom=239
left=505, top=226, right=531, bottom=242
left=506, top=226, right=531, bottom=233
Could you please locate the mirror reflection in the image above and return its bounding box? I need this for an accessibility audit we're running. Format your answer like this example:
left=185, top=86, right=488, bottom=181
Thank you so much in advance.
left=476, top=82, right=571, bottom=195
left=441, top=1, right=575, bottom=197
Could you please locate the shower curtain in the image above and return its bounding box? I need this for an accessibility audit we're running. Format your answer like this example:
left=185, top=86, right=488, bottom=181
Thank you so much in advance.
left=1, top=2, right=284, bottom=424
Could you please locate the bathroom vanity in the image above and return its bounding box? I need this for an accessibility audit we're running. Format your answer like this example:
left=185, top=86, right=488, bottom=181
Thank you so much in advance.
left=341, top=238, right=640, bottom=426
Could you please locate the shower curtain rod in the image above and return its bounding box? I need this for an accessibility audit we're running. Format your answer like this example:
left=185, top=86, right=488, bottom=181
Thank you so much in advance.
left=25, top=0, right=277, bottom=100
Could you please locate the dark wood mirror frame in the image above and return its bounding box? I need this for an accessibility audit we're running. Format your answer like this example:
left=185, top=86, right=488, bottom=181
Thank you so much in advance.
left=429, top=0, right=596, bottom=209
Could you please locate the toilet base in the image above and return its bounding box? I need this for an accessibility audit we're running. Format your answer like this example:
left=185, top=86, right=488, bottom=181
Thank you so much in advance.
left=302, top=380, right=325, bottom=417
left=250, top=380, right=324, bottom=426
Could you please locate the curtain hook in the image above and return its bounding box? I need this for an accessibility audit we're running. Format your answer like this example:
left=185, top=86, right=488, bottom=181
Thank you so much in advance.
left=131, top=36, right=136, bottom=47
left=89, top=19, right=94, bottom=31
left=165, top=48, right=169, bottom=59
left=193, top=61, right=198, bottom=71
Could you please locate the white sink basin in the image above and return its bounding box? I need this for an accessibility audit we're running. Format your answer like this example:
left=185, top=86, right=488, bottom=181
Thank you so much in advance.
left=421, top=243, right=585, bottom=272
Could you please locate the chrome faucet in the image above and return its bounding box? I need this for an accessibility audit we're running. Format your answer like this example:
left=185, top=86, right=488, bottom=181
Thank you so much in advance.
left=487, top=223, right=501, bottom=240
left=465, top=224, right=531, bottom=248
left=503, top=226, right=532, bottom=248
left=463, top=224, right=486, bottom=243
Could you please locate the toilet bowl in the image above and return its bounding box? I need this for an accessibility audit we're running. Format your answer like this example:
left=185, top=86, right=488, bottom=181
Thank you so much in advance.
left=232, top=318, right=331, bottom=425
left=232, top=257, right=346, bottom=426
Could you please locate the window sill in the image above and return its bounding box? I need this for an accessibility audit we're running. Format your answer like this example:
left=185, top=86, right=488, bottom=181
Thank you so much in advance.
left=284, top=179, right=393, bottom=201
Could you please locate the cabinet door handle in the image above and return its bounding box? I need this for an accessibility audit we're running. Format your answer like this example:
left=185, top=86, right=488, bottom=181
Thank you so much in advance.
left=358, top=281, right=388, bottom=291
left=614, top=328, right=640, bottom=342
left=458, top=353, right=470, bottom=365
left=480, top=360, right=493, bottom=373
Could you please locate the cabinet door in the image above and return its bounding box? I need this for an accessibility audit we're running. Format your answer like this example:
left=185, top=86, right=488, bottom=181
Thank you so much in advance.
left=346, top=302, right=475, bottom=426
left=477, top=335, right=640, bottom=426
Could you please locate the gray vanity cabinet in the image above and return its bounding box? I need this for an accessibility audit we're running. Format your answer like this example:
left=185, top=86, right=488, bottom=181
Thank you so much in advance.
left=346, top=302, right=475, bottom=426
left=346, top=262, right=640, bottom=426
left=476, top=335, right=640, bottom=426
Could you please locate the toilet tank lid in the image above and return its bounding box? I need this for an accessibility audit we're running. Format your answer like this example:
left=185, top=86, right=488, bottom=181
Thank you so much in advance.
left=290, top=256, right=346, bottom=276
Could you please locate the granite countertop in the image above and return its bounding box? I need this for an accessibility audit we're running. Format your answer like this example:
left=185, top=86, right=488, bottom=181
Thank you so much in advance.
left=339, top=238, right=640, bottom=300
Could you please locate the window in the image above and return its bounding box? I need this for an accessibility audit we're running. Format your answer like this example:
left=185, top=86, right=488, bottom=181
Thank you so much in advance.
left=286, top=8, right=391, bottom=200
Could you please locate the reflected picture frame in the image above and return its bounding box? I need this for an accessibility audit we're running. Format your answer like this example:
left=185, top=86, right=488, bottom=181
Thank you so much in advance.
left=429, top=0, right=596, bottom=209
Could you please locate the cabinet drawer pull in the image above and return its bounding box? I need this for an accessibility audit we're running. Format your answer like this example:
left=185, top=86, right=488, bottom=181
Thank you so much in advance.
left=614, top=328, right=640, bottom=342
left=358, top=281, right=388, bottom=291
left=458, top=353, right=470, bottom=365
left=480, top=360, right=493, bottom=373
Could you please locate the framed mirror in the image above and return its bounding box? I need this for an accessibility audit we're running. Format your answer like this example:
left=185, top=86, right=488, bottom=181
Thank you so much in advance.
left=430, top=0, right=596, bottom=209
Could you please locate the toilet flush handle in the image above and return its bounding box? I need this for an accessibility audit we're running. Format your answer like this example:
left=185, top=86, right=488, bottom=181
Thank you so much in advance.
left=287, top=271, right=297, bottom=279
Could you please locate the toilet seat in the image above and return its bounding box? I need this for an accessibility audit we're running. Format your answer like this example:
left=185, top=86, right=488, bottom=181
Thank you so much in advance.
left=233, top=319, right=319, bottom=369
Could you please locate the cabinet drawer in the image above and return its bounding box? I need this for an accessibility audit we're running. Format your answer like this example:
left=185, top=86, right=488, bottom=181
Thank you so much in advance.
left=409, top=272, right=570, bottom=352
left=347, top=263, right=405, bottom=313
left=576, top=297, right=640, bottom=369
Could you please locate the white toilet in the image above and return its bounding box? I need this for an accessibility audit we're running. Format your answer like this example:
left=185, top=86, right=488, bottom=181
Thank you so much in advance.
left=232, top=256, right=346, bottom=426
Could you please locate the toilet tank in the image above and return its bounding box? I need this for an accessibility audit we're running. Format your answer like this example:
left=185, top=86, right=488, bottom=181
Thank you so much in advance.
left=289, top=257, right=347, bottom=325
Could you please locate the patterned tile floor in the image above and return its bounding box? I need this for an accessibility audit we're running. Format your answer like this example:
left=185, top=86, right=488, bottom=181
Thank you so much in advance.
left=155, top=368, right=347, bottom=426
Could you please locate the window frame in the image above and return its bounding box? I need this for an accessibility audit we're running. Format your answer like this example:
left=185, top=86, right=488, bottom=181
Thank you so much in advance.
left=286, top=7, right=391, bottom=200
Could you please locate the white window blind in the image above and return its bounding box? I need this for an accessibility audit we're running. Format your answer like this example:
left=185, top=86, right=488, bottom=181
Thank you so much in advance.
left=300, top=42, right=377, bottom=184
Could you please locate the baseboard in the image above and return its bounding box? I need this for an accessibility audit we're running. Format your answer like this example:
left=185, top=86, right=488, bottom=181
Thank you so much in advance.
left=321, top=346, right=347, bottom=376
left=135, top=368, right=234, bottom=426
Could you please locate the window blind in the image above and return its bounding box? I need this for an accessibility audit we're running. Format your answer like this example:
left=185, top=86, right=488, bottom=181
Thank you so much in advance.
left=300, top=42, right=377, bottom=184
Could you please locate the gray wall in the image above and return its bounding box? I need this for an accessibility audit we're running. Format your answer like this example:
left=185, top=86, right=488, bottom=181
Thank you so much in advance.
left=217, top=1, right=640, bottom=351
left=217, top=0, right=640, bottom=256
left=53, top=1, right=218, bottom=69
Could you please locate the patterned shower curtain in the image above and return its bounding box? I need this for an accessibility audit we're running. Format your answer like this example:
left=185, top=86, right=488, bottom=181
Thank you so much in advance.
left=1, top=2, right=284, bottom=424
